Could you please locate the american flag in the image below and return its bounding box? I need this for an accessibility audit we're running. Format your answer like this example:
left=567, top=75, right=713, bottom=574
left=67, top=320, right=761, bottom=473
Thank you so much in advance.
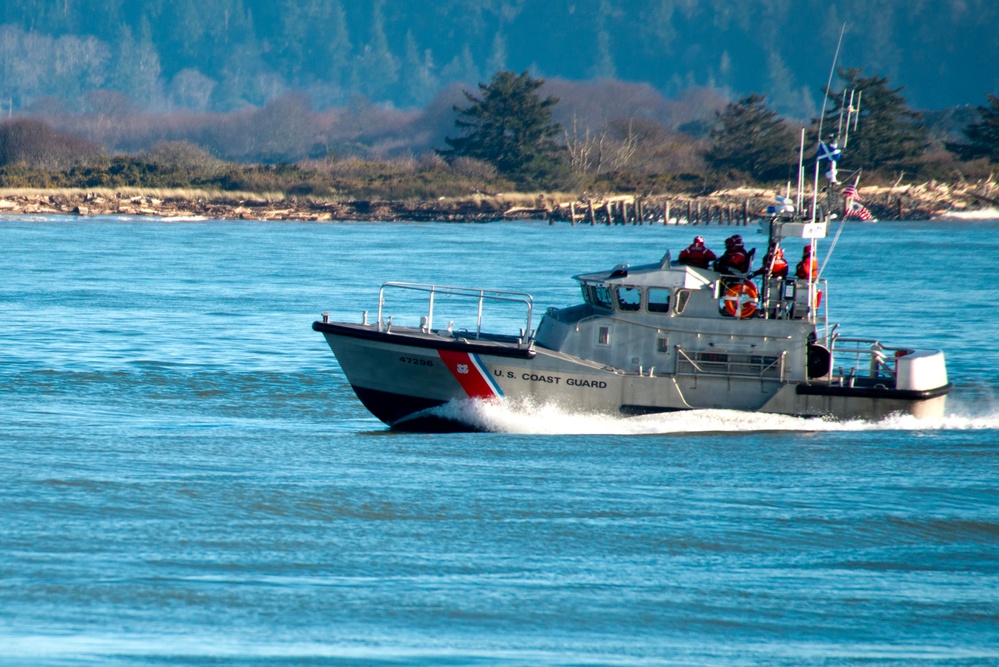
left=846, top=200, right=873, bottom=221
left=842, top=184, right=862, bottom=201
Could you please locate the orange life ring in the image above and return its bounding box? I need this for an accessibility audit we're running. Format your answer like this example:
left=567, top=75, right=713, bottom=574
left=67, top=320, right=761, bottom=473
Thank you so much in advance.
left=722, top=281, right=759, bottom=318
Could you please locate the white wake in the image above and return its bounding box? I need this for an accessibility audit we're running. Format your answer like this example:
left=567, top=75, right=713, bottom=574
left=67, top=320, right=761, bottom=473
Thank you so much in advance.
left=933, top=207, right=999, bottom=221
left=429, top=398, right=999, bottom=435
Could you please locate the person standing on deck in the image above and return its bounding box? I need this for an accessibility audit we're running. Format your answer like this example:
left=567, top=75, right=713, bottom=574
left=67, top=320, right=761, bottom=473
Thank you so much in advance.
left=796, top=245, right=818, bottom=280
left=713, top=235, right=751, bottom=275
left=754, top=246, right=788, bottom=279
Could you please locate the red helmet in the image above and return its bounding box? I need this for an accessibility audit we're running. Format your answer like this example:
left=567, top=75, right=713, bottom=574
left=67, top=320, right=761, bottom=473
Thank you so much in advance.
left=693, top=235, right=704, bottom=245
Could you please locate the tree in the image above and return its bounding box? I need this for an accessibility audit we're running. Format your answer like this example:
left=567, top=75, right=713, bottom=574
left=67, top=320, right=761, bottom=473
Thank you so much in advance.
left=440, top=70, right=566, bottom=187
left=821, top=68, right=928, bottom=171
left=705, top=93, right=797, bottom=182
left=948, top=93, right=999, bottom=162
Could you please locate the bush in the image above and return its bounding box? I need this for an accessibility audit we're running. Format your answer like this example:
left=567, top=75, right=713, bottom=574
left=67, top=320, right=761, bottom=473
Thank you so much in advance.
left=451, top=156, right=497, bottom=180
left=0, top=119, right=103, bottom=169
left=140, top=141, right=227, bottom=176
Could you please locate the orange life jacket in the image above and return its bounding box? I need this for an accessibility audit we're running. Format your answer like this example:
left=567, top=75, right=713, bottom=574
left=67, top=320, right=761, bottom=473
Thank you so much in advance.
left=796, top=256, right=817, bottom=280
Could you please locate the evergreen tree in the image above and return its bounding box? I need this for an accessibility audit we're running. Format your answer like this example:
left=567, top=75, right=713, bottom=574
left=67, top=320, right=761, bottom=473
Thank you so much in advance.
left=706, top=93, right=797, bottom=181
left=401, top=30, right=437, bottom=107
left=948, top=93, right=999, bottom=162
left=822, top=68, right=928, bottom=170
left=441, top=70, right=566, bottom=187
left=352, top=0, right=399, bottom=101
left=109, top=23, right=161, bottom=106
left=276, top=0, right=351, bottom=89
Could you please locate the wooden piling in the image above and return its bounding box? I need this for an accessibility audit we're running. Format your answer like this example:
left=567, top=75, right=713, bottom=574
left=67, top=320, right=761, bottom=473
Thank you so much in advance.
left=664, top=200, right=671, bottom=225
left=569, top=202, right=576, bottom=226
left=742, top=199, right=749, bottom=225
left=587, top=201, right=596, bottom=225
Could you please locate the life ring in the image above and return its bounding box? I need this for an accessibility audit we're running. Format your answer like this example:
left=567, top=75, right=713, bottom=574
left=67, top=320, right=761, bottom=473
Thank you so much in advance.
left=722, top=280, right=759, bottom=318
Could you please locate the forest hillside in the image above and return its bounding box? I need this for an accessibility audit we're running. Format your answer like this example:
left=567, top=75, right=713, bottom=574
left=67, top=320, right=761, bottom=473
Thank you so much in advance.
left=2, top=0, right=997, bottom=117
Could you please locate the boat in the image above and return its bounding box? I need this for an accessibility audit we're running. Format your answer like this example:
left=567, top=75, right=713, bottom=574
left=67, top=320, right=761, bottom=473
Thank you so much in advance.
left=313, top=38, right=951, bottom=432
left=312, top=212, right=951, bottom=431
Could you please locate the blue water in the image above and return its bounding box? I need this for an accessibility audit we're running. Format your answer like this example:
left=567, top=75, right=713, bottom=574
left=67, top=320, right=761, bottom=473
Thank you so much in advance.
left=2, top=216, right=998, bottom=666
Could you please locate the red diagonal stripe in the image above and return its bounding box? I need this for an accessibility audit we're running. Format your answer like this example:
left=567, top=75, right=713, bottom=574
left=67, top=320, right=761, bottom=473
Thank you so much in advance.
left=437, top=350, right=497, bottom=399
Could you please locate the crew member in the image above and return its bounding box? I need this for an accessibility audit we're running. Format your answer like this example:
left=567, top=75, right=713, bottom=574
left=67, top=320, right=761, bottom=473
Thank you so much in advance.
left=713, top=234, right=751, bottom=275
left=796, top=245, right=818, bottom=280
left=678, top=235, right=717, bottom=269
left=760, top=246, right=788, bottom=279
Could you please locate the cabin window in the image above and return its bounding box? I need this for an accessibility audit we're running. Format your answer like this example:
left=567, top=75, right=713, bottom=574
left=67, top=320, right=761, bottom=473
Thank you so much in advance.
left=647, top=287, right=671, bottom=313
left=592, top=285, right=612, bottom=310
left=597, top=326, right=611, bottom=346
left=656, top=337, right=669, bottom=354
left=674, top=289, right=691, bottom=315
left=616, top=286, right=641, bottom=311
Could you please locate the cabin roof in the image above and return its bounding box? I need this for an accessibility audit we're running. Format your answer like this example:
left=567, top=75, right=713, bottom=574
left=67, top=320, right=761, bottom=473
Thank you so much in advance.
left=573, top=261, right=715, bottom=289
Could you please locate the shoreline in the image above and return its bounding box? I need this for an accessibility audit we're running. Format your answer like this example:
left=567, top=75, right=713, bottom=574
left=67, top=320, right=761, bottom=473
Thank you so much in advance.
left=1, top=182, right=997, bottom=222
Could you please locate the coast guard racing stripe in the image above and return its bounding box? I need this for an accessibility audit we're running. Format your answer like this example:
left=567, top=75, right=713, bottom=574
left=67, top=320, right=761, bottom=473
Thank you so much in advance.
left=437, top=350, right=503, bottom=399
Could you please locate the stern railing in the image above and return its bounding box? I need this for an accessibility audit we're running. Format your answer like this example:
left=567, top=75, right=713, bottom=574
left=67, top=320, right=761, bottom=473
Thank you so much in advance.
left=826, top=336, right=908, bottom=387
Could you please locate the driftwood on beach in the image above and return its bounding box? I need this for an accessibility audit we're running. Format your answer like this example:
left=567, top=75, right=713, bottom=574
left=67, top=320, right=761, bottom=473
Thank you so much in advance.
left=0, top=178, right=996, bottom=222
left=548, top=179, right=999, bottom=225
left=0, top=191, right=523, bottom=222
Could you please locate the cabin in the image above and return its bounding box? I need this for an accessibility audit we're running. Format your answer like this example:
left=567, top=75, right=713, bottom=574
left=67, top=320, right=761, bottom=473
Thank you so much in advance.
left=533, top=258, right=818, bottom=393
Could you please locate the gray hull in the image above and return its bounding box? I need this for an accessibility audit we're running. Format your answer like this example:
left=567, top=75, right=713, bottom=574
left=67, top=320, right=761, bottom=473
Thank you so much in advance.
left=314, top=321, right=951, bottom=430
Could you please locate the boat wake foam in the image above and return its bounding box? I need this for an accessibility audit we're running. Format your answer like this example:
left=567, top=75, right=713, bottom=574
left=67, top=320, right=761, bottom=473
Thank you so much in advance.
left=425, top=398, right=999, bottom=435
left=933, top=207, right=999, bottom=221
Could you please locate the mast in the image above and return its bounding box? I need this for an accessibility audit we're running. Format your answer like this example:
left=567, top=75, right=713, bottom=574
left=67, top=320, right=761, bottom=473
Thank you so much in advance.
left=812, top=23, right=846, bottom=224
left=796, top=128, right=805, bottom=213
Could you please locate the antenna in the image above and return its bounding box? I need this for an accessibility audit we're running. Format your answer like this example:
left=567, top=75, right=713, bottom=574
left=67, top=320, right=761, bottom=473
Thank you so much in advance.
left=811, top=23, right=847, bottom=224
left=841, top=90, right=855, bottom=147
left=796, top=128, right=805, bottom=212
left=836, top=89, right=848, bottom=140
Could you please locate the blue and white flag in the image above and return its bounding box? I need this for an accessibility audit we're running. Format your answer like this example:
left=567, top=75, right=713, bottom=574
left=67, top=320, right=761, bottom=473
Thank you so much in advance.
left=817, top=141, right=841, bottom=162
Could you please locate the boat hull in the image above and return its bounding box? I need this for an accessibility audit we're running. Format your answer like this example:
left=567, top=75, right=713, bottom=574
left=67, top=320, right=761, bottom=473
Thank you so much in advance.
left=314, top=321, right=952, bottom=430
